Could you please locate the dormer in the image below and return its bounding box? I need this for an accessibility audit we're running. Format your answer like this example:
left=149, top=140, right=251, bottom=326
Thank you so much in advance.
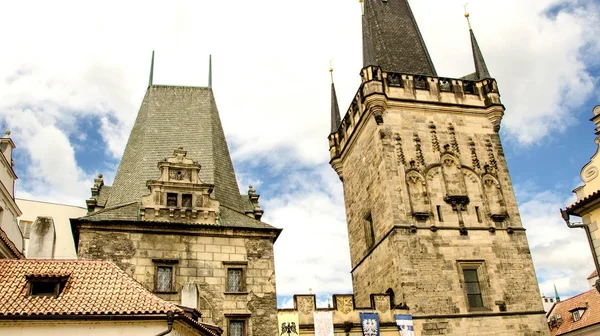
left=569, top=305, right=587, bottom=322
left=140, top=148, right=220, bottom=224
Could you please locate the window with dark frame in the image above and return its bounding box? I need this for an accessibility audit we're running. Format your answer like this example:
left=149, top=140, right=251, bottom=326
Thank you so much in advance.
left=27, top=276, right=69, bottom=298
left=436, top=205, right=443, bottom=222
left=182, top=194, right=193, bottom=208
left=166, top=193, right=178, bottom=207
left=156, top=265, right=173, bottom=292
left=364, top=213, right=375, bottom=248
left=229, top=320, right=245, bottom=336
left=227, top=268, right=243, bottom=292
left=463, top=269, right=484, bottom=308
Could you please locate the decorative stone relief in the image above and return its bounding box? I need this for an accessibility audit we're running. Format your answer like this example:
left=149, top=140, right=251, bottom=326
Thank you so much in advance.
left=394, top=134, right=406, bottom=166
left=441, top=155, right=466, bottom=197
left=429, top=122, right=440, bottom=152
left=140, top=147, right=220, bottom=224
left=582, top=166, right=599, bottom=182
left=414, top=133, right=425, bottom=167
left=448, top=123, right=460, bottom=154
left=407, top=170, right=429, bottom=218
left=485, top=139, right=498, bottom=174
left=297, top=296, right=315, bottom=315
left=468, top=137, right=481, bottom=170
left=336, top=296, right=354, bottom=314
left=373, top=295, right=390, bottom=314
left=482, top=174, right=507, bottom=222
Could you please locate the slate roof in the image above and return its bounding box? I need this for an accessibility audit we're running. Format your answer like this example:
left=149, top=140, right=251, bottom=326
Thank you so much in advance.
left=469, top=29, right=491, bottom=80
left=548, top=288, right=600, bottom=335
left=362, top=0, right=437, bottom=76
left=106, top=85, right=245, bottom=212
left=330, top=82, right=341, bottom=134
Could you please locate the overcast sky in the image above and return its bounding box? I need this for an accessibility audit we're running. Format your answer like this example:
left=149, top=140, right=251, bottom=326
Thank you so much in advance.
left=2, top=0, right=600, bottom=308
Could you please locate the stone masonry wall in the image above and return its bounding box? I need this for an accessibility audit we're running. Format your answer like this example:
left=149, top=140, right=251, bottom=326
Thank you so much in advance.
left=77, top=228, right=278, bottom=336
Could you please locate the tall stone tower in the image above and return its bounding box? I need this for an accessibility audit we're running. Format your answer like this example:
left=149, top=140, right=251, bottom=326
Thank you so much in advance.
left=71, top=55, right=281, bottom=336
left=328, top=1, right=548, bottom=334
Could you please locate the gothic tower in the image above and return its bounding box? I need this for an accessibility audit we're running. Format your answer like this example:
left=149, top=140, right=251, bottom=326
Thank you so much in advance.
left=71, top=54, right=281, bottom=336
left=328, top=1, right=548, bottom=334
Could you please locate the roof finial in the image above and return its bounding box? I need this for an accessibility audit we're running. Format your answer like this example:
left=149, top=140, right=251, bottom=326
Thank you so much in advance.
left=208, top=55, right=212, bottom=88
left=554, top=283, right=561, bottom=302
left=329, top=59, right=334, bottom=84
left=359, top=0, right=364, bottom=15
left=148, top=50, right=155, bottom=87
left=464, top=3, right=472, bottom=30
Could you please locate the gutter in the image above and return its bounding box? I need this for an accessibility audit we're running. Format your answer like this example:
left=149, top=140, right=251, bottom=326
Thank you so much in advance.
left=155, top=311, right=174, bottom=336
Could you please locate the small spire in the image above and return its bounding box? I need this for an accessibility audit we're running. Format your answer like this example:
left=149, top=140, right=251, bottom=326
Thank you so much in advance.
left=3, top=130, right=10, bottom=138
left=148, top=50, right=155, bottom=87
left=330, top=62, right=341, bottom=134
left=208, top=54, right=212, bottom=88
left=554, top=283, right=561, bottom=302
left=464, top=7, right=491, bottom=80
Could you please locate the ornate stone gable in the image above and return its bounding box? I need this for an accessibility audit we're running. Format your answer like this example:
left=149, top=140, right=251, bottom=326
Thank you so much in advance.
left=140, top=147, right=220, bottom=224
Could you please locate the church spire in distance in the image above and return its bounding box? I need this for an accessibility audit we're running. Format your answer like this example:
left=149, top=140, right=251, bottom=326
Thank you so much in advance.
left=329, top=62, right=341, bottom=134
left=465, top=7, right=491, bottom=80
left=362, top=0, right=437, bottom=76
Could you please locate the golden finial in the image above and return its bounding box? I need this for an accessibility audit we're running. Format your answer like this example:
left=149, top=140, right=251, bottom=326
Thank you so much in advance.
left=464, top=3, right=472, bottom=29
left=359, top=0, right=364, bottom=15
left=329, top=59, right=334, bottom=83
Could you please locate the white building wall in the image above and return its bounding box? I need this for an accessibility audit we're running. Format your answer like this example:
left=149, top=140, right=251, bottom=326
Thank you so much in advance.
left=0, top=320, right=199, bottom=336
left=16, top=199, right=86, bottom=259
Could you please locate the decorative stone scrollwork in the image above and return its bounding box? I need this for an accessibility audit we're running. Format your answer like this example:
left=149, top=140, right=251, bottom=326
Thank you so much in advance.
left=468, top=137, right=481, bottom=170
left=448, top=123, right=460, bottom=154
left=394, top=134, right=406, bottom=166
left=414, top=133, right=425, bottom=167
left=583, top=166, right=599, bottom=182
left=484, top=139, right=498, bottom=173
left=429, top=122, right=440, bottom=152
left=336, top=296, right=353, bottom=314
left=297, top=296, right=315, bottom=315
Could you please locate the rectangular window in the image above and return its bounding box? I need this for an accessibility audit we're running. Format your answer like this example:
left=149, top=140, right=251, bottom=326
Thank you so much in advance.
left=364, top=213, right=375, bottom=248
left=156, top=266, right=173, bottom=292
left=166, top=193, right=178, bottom=207
left=463, top=269, right=484, bottom=308
left=436, top=205, right=443, bottom=222
left=227, top=268, right=243, bottom=292
left=475, top=206, right=482, bottom=223
left=182, top=194, right=193, bottom=208
left=19, top=220, right=33, bottom=239
left=229, top=320, right=245, bottom=336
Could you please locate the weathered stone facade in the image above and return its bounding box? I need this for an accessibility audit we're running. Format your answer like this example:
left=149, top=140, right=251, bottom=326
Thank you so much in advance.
left=327, top=65, right=549, bottom=334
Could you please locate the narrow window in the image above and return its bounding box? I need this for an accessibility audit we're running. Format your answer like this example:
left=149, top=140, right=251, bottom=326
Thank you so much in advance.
left=227, top=268, right=243, bottom=292
left=156, top=266, right=173, bottom=292
left=436, top=205, right=443, bottom=222
left=19, top=220, right=33, bottom=239
left=166, top=193, right=178, bottom=207
left=182, top=194, right=192, bottom=208
left=464, top=269, right=484, bottom=308
left=475, top=206, right=482, bottom=223
left=364, top=213, right=375, bottom=248
left=229, top=320, right=245, bottom=336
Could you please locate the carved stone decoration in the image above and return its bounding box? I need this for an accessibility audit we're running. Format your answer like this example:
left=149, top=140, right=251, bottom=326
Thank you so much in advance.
left=297, top=296, right=315, bottom=315
left=441, top=155, right=467, bottom=197
left=414, top=133, right=425, bottom=167
left=482, top=174, right=507, bottom=221
left=468, top=137, right=481, bottom=170
left=407, top=170, right=430, bottom=219
left=394, top=134, right=406, bottom=166
left=336, top=296, right=354, bottom=314
left=372, top=105, right=384, bottom=125
left=373, top=295, right=390, bottom=313
left=140, top=147, right=220, bottom=224
left=429, top=122, right=440, bottom=152
left=485, top=139, right=498, bottom=173
left=448, top=123, right=460, bottom=154
left=583, top=166, right=599, bottom=182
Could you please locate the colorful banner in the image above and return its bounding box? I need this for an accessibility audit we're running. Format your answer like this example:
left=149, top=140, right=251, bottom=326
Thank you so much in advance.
left=313, top=311, right=334, bottom=336
left=394, top=314, right=415, bottom=336
left=360, top=312, right=380, bottom=336
left=278, top=311, right=299, bottom=336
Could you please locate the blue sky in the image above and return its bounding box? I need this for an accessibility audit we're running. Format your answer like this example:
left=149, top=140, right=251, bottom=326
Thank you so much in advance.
left=2, top=0, right=600, bottom=308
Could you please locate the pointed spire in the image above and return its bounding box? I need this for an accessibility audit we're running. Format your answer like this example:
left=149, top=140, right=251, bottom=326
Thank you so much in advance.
left=554, top=283, right=561, bottom=302
left=208, top=54, right=212, bottom=88
left=464, top=9, right=491, bottom=80
left=148, top=50, right=155, bottom=87
left=330, top=64, right=341, bottom=134
left=362, top=0, right=437, bottom=76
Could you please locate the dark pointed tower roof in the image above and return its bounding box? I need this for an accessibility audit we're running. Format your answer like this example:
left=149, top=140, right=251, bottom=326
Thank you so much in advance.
left=330, top=68, right=341, bottom=134
left=466, top=12, right=491, bottom=80
left=106, top=85, right=246, bottom=212
left=469, top=29, right=491, bottom=80
left=362, top=0, right=437, bottom=76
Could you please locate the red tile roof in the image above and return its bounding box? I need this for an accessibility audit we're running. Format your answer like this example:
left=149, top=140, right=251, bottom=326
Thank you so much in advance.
left=548, top=288, right=600, bottom=335
left=566, top=190, right=600, bottom=215
left=0, top=259, right=175, bottom=316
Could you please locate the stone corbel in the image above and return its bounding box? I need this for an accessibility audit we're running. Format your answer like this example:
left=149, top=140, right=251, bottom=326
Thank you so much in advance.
left=486, top=108, right=504, bottom=133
